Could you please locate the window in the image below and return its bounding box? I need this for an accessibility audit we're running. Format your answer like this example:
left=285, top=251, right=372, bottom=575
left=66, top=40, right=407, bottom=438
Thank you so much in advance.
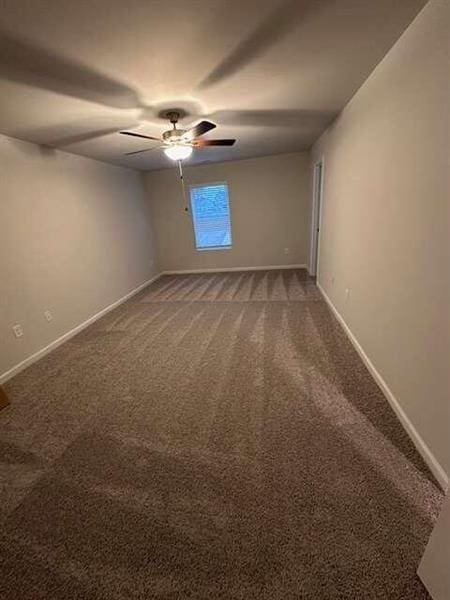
left=189, top=183, right=232, bottom=250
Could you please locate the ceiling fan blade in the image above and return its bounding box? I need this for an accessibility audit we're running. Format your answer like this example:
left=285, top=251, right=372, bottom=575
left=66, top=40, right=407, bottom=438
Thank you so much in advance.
left=0, top=30, right=139, bottom=109
left=125, top=146, right=162, bottom=156
left=193, top=139, right=236, bottom=147
left=197, top=0, right=318, bottom=90
left=184, top=121, right=216, bottom=141
left=120, top=131, right=161, bottom=141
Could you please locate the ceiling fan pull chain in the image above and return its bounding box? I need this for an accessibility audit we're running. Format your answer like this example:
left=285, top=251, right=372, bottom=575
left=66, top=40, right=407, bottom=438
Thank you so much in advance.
left=178, top=160, right=189, bottom=213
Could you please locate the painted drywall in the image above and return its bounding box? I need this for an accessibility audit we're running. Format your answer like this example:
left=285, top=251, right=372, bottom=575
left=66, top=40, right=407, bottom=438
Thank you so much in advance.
left=0, top=134, right=159, bottom=377
left=311, top=0, right=449, bottom=478
left=0, top=1, right=426, bottom=170
left=144, top=152, right=311, bottom=271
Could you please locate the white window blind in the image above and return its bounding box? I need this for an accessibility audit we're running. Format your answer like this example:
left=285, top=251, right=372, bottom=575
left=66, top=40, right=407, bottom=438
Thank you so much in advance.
left=189, top=183, right=232, bottom=250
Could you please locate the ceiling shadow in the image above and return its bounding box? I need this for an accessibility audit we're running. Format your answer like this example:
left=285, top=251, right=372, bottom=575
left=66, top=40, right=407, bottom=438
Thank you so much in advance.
left=197, top=0, right=325, bottom=89
left=209, top=109, right=337, bottom=128
left=0, top=29, right=140, bottom=109
left=13, top=117, right=137, bottom=148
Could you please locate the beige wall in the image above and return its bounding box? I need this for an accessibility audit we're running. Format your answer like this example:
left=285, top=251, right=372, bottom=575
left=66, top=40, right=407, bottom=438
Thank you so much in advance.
left=0, top=134, right=158, bottom=378
left=311, top=0, right=449, bottom=478
left=144, top=152, right=311, bottom=272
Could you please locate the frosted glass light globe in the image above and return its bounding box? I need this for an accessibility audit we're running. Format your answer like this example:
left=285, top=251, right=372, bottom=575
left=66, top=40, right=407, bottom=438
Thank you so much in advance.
left=164, top=145, right=193, bottom=160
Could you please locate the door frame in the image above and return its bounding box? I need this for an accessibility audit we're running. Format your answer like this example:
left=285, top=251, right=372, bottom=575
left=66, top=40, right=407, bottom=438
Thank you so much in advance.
left=309, top=157, right=325, bottom=278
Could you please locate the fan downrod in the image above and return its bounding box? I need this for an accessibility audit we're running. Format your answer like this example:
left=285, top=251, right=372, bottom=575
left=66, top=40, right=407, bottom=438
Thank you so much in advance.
left=162, top=109, right=188, bottom=128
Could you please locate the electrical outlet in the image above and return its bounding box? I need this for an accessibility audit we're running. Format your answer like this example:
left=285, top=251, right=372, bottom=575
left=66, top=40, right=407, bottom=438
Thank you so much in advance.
left=12, top=324, right=23, bottom=338
left=44, top=310, right=53, bottom=322
left=284, top=247, right=290, bottom=255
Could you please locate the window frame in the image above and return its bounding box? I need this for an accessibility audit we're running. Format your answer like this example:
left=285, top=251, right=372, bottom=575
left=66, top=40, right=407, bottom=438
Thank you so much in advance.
left=189, top=181, right=233, bottom=252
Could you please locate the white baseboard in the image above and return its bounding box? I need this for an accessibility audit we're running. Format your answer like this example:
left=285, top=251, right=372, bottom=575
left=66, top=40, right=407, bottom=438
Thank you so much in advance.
left=0, top=273, right=162, bottom=384
left=163, top=264, right=308, bottom=275
left=317, top=282, right=448, bottom=491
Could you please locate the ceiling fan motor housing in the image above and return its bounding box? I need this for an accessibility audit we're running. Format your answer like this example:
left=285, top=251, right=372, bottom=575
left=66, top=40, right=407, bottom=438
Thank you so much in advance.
left=162, top=128, right=188, bottom=143
left=162, top=110, right=188, bottom=144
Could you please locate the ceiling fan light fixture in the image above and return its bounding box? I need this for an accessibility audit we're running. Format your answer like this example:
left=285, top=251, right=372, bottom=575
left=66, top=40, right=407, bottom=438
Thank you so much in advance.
left=121, top=115, right=233, bottom=159
left=164, top=144, right=193, bottom=161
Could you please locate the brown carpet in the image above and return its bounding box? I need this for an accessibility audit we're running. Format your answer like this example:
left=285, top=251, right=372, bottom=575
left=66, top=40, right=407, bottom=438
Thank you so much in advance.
left=0, top=270, right=443, bottom=599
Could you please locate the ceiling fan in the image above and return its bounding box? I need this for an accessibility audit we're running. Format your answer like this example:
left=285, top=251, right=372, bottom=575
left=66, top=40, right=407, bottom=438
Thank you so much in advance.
left=119, top=111, right=236, bottom=161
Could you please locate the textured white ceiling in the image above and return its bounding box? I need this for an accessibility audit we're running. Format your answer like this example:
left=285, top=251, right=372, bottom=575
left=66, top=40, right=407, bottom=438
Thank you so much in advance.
left=0, top=0, right=426, bottom=170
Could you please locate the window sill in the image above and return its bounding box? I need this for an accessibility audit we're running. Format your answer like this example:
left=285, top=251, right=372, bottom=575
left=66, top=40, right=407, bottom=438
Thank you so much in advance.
left=196, top=246, right=232, bottom=252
